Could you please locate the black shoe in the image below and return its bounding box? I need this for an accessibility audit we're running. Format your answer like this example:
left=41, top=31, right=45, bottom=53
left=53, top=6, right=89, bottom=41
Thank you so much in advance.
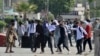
left=82, top=50, right=85, bottom=52
left=10, top=51, right=14, bottom=53
left=71, top=45, right=73, bottom=47
left=51, top=52, right=54, bottom=54
left=33, top=50, right=36, bottom=53
left=56, top=50, right=59, bottom=52
left=13, top=45, right=16, bottom=47
left=89, top=50, right=92, bottom=52
left=76, top=52, right=80, bottom=54
left=79, top=52, right=82, bottom=55
left=76, top=52, right=82, bottom=55
left=31, top=49, right=33, bottom=52
left=5, top=51, right=9, bottom=53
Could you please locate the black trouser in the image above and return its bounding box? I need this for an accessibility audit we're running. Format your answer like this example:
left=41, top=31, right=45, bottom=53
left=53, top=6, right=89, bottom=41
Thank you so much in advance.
left=34, top=35, right=45, bottom=52
left=68, top=33, right=73, bottom=46
left=57, top=37, right=69, bottom=52
left=83, top=38, right=92, bottom=51
left=44, top=35, right=54, bottom=53
left=76, top=39, right=83, bottom=53
left=74, top=34, right=77, bottom=43
left=30, top=33, right=35, bottom=51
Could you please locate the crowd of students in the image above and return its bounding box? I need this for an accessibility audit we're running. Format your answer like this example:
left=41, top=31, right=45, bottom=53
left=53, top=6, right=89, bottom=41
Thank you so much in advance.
left=5, top=18, right=93, bottom=55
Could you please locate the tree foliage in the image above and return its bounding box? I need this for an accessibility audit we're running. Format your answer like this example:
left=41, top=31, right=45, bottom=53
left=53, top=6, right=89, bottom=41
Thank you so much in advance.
left=15, top=2, right=37, bottom=20
left=28, top=0, right=74, bottom=17
left=28, top=0, right=45, bottom=12
left=15, top=2, right=37, bottom=13
left=0, top=20, right=6, bottom=29
left=47, top=12, right=55, bottom=21
left=49, top=0, right=74, bottom=16
left=88, top=0, right=94, bottom=3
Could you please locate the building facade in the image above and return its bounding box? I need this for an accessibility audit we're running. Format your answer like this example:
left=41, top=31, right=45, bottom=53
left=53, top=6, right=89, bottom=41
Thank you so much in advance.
left=75, top=0, right=100, bottom=8
left=4, top=0, right=28, bottom=9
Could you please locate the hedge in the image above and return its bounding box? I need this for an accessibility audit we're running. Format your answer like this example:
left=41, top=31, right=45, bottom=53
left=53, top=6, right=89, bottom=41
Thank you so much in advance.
left=0, top=20, right=6, bottom=28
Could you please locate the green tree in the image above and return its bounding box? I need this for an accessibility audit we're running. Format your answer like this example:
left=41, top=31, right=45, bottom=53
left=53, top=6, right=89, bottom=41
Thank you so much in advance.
left=49, top=0, right=74, bottom=17
left=15, top=2, right=37, bottom=20
left=28, top=0, right=45, bottom=12
left=28, top=0, right=74, bottom=17
left=0, top=20, right=6, bottom=32
left=84, top=0, right=94, bottom=19
left=88, top=0, right=94, bottom=3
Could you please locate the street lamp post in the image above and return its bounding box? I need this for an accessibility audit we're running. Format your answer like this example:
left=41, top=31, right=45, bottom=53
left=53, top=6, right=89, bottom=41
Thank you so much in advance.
left=45, top=0, right=49, bottom=21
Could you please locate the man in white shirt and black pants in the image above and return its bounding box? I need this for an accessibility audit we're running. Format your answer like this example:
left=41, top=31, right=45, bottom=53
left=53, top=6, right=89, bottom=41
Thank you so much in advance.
left=66, top=22, right=73, bottom=47
left=71, top=21, right=87, bottom=54
left=28, top=20, right=37, bottom=52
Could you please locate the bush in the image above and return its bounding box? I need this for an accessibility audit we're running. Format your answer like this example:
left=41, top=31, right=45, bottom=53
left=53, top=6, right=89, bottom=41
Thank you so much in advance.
left=17, top=18, right=23, bottom=23
left=4, top=16, right=14, bottom=24
left=48, top=12, right=55, bottom=21
left=0, top=20, right=6, bottom=28
left=4, top=16, right=23, bottom=24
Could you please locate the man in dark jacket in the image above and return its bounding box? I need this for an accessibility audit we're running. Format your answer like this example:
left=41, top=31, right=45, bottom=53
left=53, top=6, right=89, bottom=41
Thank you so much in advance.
left=33, top=20, right=45, bottom=54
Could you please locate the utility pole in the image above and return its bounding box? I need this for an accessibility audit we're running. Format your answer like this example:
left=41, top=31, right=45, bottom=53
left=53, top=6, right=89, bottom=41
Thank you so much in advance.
left=47, top=0, right=49, bottom=13
left=45, top=0, right=49, bottom=21
left=44, top=0, right=49, bottom=21
left=2, top=0, right=4, bottom=20
left=93, top=1, right=96, bottom=18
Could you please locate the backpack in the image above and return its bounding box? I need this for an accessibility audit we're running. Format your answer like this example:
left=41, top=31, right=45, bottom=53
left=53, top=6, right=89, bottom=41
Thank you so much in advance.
left=79, top=27, right=86, bottom=37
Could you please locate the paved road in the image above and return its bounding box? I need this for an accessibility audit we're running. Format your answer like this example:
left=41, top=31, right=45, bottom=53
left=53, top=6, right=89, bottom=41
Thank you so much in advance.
left=0, top=43, right=94, bottom=56
left=0, top=33, right=94, bottom=56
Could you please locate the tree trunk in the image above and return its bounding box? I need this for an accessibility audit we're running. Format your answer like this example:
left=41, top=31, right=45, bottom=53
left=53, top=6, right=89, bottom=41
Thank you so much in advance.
left=85, top=2, right=90, bottom=19
left=23, top=12, right=27, bottom=21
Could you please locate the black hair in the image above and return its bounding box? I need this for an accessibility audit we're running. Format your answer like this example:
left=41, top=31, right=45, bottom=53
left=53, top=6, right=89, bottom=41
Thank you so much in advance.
left=11, top=22, right=15, bottom=26
left=24, top=32, right=28, bottom=36
left=19, top=21, right=22, bottom=26
left=31, top=20, right=34, bottom=23
left=86, top=19, right=91, bottom=22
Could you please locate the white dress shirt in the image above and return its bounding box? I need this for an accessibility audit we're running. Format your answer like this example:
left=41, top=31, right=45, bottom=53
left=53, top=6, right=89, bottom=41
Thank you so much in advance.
left=28, top=23, right=37, bottom=36
left=14, top=21, right=18, bottom=30
left=24, top=21, right=29, bottom=32
left=18, top=25, right=25, bottom=36
left=65, top=24, right=72, bottom=34
left=47, top=23, right=56, bottom=32
left=71, top=26, right=87, bottom=40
